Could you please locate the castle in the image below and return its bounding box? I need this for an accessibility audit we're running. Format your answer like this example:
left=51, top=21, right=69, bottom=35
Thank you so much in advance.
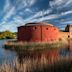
left=17, top=22, right=71, bottom=42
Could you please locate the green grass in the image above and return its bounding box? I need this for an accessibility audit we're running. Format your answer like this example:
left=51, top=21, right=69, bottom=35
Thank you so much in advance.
left=4, top=40, right=68, bottom=51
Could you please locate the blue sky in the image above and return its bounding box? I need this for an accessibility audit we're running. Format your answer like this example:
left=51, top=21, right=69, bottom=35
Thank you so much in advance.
left=0, top=0, right=72, bottom=32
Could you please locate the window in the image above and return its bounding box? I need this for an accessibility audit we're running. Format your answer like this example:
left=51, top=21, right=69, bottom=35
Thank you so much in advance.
left=59, top=38, right=62, bottom=41
left=35, top=27, right=37, bottom=29
left=46, top=28, right=48, bottom=30
left=68, top=35, right=70, bottom=38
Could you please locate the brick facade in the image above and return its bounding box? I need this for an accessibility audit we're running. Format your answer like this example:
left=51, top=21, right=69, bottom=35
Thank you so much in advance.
left=18, top=22, right=60, bottom=42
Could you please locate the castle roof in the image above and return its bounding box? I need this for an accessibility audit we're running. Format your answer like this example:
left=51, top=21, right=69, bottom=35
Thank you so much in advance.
left=25, top=22, right=54, bottom=26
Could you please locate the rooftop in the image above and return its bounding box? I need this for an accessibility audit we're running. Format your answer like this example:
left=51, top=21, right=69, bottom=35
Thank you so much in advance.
left=25, top=22, right=54, bottom=26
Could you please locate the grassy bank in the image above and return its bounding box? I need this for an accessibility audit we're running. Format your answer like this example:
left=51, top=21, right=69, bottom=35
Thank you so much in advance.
left=4, top=40, right=68, bottom=51
left=4, top=41, right=69, bottom=60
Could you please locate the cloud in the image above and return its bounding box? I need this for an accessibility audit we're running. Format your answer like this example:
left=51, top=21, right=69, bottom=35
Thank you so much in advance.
left=49, top=0, right=72, bottom=11
left=49, top=0, right=66, bottom=9
left=1, top=0, right=72, bottom=32
left=12, top=13, right=59, bottom=27
left=28, top=14, right=59, bottom=23
left=13, top=16, right=25, bottom=25
left=3, top=0, right=11, bottom=13
left=24, top=8, right=33, bottom=13
left=0, top=25, right=17, bottom=32
left=2, top=0, right=16, bottom=22
left=2, top=0, right=37, bottom=22
left=60, top=21, right=72, bottom=24
left=0, top=21, right=18, bottom=32
left=49, top=0, right=68, bottom=8
left=23, top=9, right=52, bottom=21
left=61, top=10, right=72, bottom=15
left=63, top=0, right=72, bottom=7
left=3, top=7, right=15, bottom=21
left=15, top=0, right=37, bottom=10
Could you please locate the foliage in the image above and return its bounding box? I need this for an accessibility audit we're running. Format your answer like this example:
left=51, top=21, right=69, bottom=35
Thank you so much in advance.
left=4, top=41, right=68, bottom=51
left=0, top=31, right=17, bottom=39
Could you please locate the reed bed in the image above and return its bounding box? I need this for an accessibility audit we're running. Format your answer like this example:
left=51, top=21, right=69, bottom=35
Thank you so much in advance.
left=3, top=40, right=72, bottom=72
left=0, top=56, right=72, bottom=72
left=4, top=40, right=68, bottom=51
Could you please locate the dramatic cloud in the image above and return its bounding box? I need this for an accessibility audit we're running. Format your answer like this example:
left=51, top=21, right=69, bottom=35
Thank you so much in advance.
left=3, top=7, right=15, bottom=22
left=3, top=0, right=11, bottom=13
left=15, top=0, right=37, bottom=10
left=0, top=0, right=72, bottom=31
left=61, top=10, right=72, bottom=15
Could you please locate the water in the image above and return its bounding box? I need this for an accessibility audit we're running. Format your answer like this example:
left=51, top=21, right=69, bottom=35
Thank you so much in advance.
left=0, top=39, right=71, bottom=64
left=0, top=39, right=17, bottom=64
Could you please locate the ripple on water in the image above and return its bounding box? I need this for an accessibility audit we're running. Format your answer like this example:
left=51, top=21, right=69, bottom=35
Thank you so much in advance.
left=0, top=39, right=17, bottom=64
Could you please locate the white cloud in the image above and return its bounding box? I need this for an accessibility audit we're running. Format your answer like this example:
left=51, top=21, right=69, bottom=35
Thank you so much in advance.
left=23, top=9, right=52, bottom=21
left=13, top=16, right=24, bottom=25
left=63, top=0, right=72, bottom=7
left=49, top=0, right=66, bottom=8
left=0, top=21, right=18, bottom=32
left=49, top=0, right=72, bottom=9
left=15, top=0, right=36, bottom=10
left=3, top=0, right=11, bottom=13
left=12, top=13, right=59, bottom=27
left=50, top=0, right=64, bottom=6
left=27, top=14, right=59, bottom=23
left=1, top=0, right=72, bottom=32
left=61, top=10, right=72, bottom=15
left=2, top=0, right=37, bottom=23
left=3, top=7, right=15, bottom=21
left=61, top=21, right=72, bottom=24
left=2, top=0, right=16, bottom=22
left=24, top=8, right=33, bottom=13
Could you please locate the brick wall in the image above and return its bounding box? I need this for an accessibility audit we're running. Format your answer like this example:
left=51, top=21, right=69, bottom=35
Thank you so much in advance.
left=18, top=24, right=60, bottom=42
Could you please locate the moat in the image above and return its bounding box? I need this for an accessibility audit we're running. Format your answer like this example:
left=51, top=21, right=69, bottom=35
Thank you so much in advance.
left=0, top=40, right=17, bottom=64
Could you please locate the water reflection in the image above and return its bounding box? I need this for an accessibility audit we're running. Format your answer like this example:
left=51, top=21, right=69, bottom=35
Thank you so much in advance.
left=0, top=40, right=17, bottom=64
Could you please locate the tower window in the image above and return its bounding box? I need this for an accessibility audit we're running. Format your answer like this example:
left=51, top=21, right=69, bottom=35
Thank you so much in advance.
left=68, top=35, right=70, bottom=38
left=35, top=27, right=37, bottom=29
left=46, top=28, right=48, bottom=30
left=59, top=38, right=62, bottom=41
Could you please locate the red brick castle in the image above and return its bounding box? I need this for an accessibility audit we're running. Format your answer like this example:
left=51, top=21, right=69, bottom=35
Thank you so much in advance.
left=17, top=22, right=71, bottom=42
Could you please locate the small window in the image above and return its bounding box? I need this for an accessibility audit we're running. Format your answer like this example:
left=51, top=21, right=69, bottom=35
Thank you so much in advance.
left=59, top=38, right=62, bottom=41
left=35, top=27, right=37, bottom=29
left=68, top=35, right=70, bottom=38
left=46, top=28, right=48, bottom=30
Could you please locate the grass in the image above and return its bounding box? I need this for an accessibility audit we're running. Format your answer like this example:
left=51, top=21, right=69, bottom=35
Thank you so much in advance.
left=3, top=40, right=72, bottom=72
left=4, top=40, right=68, bottom=52
left=2, top=39, right=72, bottom=72
left=0, top=56, right=72, bottom=72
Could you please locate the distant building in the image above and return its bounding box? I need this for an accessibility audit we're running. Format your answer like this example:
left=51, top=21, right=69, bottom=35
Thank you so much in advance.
left=17, top=22, right=72, bottom=42
left=65, top=24, right=72, bottom=38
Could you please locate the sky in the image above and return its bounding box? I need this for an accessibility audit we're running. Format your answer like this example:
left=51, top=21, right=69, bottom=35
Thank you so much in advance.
left=0, top=0, right=72, bottom=32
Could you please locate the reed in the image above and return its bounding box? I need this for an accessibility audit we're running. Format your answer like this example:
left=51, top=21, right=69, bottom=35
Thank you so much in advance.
left=4, top=40, right=68, bottom=51
left=0, top=56, right=72, bottom=72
